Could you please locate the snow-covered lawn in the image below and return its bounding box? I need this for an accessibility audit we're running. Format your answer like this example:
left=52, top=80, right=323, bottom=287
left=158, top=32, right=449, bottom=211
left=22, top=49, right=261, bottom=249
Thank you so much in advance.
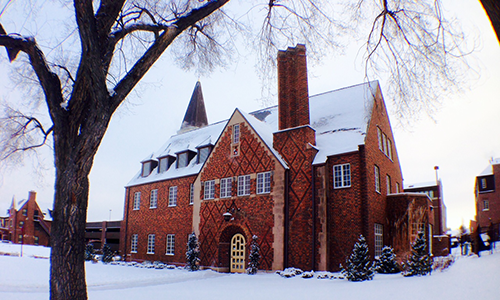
left=1, top=242, right=498, bottom=300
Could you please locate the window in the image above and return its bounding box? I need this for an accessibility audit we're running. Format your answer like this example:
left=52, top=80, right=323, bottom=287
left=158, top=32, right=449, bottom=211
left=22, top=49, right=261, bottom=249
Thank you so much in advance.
left=386, top=175, right=391, bottom=195
left=189, top=184, right=194, bottom=205
left=158, top=157, right=168, bottom=173
left=147, top=234, right=155, bottom=254
left=169, top=186, right=177, bottom=207
left=396, top=182, right=400, bottom=193
left=204, top=180, right=215, bottom=200
left=19, top=221, right=24, bottom=228
left=374, top=166, right=380, bottom=193
left=377, top=127, right=383, bottom=151
left=177, top=152, right=188, bottom=168
left=131, top=234, right=138, bottom=253
left=166, top=234, right=175, bottom=255
left=382, top=133, right=388, bottom=155
left=198, top=147, right=210, bottom=164
left=133, top=192, right=141, bottom=210
left=142, top=161, right=152, bottom=177
left=483, top=200, right=490, bottom=211
left=22, top=208, right=27, bottom=216
left=220, top=177, right=233, bottom=198
left=257, top=172, right=272, bottom=194
left=150, top=189, right=158, bottom=209
left=333, top=164, right=351, bottom=188
left=481, top=178, right=487, bottom=189
left=34, top=236, right=39, bottom=245
left=238, top=175, right=251, bottom=196
left=374, top=224, right=383, bottom=257
left=387, top=138, right=393, bottom=160
left=233, top=124, right=240, bottom=144
left=18, top=235, right=22, bottom=243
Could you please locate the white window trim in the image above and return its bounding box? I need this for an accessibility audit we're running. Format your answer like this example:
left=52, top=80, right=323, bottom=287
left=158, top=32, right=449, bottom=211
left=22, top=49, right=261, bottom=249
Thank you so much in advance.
left=483, top=200, right=490, bottom=211
left=131, top=234, right=138, bottom=253
left=374, top=223, right=383, bottom=257
left=257, top=172, right=271, bottom=194
left=166, top=234, right=175, bottom=256
left=133, top=192, right=141, bottom=210
left=169, top=186, right=177, bottom=207
left=220, top=177, right=232, bottom=198
left=189, top=184, right=194, bottom=205
left=147, top=234, right=155, bottom=254
left=386, top=175, right=391, bottom=195
left=375, top=165, right=381, bottom=194
left=233, top=124, right=240, bottom=144
left=333, top=164, right=351, bottom=189
left=204, top=180, right=215, bottom=200
left=238, top=175, right=251, bottom=196
left=150, top=189, right=158, bottom=209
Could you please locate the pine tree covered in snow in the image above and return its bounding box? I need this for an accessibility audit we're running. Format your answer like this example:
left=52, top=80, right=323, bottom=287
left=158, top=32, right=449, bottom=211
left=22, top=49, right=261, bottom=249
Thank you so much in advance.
left=101, top=244, right=114, bottom=264
left=374, top=246, right=400, bottom=274
left=247, top=235, right=260, bottom=275
left=84, top=243, right=95, bottom=261
left=341, top=235, right=374, bottom=281
left=186, top=232, right=200, bottom=271
left=404, top=232, right=433, bottom=277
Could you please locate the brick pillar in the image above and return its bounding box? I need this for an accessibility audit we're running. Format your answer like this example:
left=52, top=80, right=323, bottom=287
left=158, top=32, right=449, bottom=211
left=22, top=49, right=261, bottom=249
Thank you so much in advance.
left=277, top=44, right=310, bottom=130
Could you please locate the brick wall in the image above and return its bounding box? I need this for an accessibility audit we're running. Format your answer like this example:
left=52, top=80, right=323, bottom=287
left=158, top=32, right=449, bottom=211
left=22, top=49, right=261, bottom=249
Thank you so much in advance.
left=122, top=175, right=195, bottom=264
left=198, top=112, right=282, bottom=270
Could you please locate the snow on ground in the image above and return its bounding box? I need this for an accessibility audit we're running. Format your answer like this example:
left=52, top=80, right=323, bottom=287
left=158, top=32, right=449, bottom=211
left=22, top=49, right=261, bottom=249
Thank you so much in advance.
left=1, top=242, right=499, bottom=300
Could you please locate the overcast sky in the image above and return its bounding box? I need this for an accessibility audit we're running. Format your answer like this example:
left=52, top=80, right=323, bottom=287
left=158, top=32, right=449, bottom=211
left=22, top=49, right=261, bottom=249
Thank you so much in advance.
left=0, top=0, right=499, bottom=231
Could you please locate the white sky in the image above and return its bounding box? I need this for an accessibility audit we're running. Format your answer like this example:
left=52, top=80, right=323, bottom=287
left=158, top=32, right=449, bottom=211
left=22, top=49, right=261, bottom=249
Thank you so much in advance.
left=0, top=0, right=499, bottom=230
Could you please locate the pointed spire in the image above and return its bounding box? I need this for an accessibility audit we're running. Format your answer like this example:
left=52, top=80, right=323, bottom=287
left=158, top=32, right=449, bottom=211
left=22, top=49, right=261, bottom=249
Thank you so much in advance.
left=178, top=81, right=208, bottom=134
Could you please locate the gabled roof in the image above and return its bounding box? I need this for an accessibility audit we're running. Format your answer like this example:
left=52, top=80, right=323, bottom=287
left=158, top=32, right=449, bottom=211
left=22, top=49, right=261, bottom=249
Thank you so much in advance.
left=127, top=80, right=381, bottom=187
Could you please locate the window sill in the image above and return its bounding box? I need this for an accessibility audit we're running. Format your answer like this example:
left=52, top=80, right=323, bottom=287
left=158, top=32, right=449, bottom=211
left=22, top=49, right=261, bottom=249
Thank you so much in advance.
left=130, top=251, right=137, bottom=254
left=165, top=253, right=174, bottom=256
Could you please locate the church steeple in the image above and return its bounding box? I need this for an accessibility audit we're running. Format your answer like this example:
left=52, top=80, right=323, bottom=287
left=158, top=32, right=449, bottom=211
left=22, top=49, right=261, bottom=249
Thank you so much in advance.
left=178, top=81, right=209, bottom=134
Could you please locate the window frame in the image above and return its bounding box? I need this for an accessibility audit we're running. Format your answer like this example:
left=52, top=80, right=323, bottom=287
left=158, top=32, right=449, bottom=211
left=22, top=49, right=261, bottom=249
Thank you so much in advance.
left=204, top=180, right=215, bottom=200
left=133, top=192, right=141, bottom=210
left=233, top=124, right=240, bottom=144
left=166, top=234, right=175, bottom=255
left=333, top=164, right=351, bottom=189
left=257, top=172, right=272, bottom=194
left=198, top=146, right=211, bottom=164
left=177, top=152, right=189, bottom=169
left=131, top=234, right=138, bottom=253
left=220, top=177, right=233, bottom=198
left=374, top=165, right=381, bottom=193
left=189, top=183, right=194, bottom=205
left=150, top=189, right=158, bottom=209
left=147, top=234, right=156, bottom=254
left=483, top=199, right=490, bottom=211
left=169, top=186, right=178, bottom=207
left=374, top=223, right=383, bottom=257
left=238, top=175, right=251, bottom=196
left=386, top=174, right=391, bottom=195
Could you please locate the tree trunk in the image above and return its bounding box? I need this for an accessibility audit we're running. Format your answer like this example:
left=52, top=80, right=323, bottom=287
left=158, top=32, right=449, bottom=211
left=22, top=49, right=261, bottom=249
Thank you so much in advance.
left=50, top=152, right=90, bottom=299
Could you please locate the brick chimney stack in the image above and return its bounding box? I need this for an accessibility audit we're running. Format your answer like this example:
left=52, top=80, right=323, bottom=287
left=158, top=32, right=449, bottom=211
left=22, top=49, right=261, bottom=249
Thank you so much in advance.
left=277, top=44, right=310, bottom=130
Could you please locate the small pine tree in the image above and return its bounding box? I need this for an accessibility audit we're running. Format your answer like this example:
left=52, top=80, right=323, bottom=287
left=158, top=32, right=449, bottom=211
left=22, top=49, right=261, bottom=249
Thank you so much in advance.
left=374, top=246, right=400, bottom=274
left=247, top=235, right=260, bottom=275
left=101, top=244, right=114, bottom=264
left=84, top=243, right=95, bottom=261
left=404, top=232, right=433, bottom=277
left=341, top=235, right=374, bottom=281
left=186, top=232, right=200, bottom=271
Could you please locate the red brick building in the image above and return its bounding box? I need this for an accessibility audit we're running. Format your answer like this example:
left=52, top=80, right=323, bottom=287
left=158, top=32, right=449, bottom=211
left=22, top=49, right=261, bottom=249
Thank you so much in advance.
left=121, top=45, right=435, bottom=272
left=474, top=158, right=500, bottom=241
left=1, top=191, right=51, bottom=246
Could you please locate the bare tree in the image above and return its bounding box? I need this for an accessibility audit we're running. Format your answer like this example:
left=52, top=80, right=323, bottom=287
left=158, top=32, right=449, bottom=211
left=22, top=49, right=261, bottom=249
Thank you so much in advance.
left=0, top=1, right=472, bottom=299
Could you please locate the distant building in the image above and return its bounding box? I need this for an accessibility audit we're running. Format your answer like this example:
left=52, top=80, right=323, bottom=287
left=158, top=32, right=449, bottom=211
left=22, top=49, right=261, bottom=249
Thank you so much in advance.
left=120, top=45, right=436, bottom=273
left=85, top=221, right=122, bottom=253
left=1, top=191, right=52, bottom=246
left=473, top=158, right=500, bottom=241
left=404, top=180, right=446, bottom=235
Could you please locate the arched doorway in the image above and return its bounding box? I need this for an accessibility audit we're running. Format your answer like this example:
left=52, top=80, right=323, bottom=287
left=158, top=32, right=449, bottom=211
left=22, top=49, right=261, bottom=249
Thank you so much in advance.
left=230, top=233, right=246, bottom=273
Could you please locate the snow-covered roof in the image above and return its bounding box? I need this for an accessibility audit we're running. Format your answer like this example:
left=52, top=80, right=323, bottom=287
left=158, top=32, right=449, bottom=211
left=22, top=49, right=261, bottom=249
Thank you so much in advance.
left=128, top=80, right=380, bottom=186
left=126, top=120, right=227, bottom=187
left=478, top=158, right=500, bottom=176
left=404, top=181, right=438, bottom=190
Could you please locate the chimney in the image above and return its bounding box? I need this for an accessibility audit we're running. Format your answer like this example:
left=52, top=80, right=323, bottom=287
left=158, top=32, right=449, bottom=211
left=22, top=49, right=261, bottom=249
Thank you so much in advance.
left=277, top=44, right=310, bottom=130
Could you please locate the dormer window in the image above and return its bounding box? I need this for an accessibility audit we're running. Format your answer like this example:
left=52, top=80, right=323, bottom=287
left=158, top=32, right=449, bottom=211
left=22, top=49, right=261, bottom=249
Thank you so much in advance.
left=178, top=152, right=188, bottom=168
left=141, top=160, right=158, bottom=177
left=158, top=155, right=176, bottom=173
left=197, top=146, right=211, bottom=164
